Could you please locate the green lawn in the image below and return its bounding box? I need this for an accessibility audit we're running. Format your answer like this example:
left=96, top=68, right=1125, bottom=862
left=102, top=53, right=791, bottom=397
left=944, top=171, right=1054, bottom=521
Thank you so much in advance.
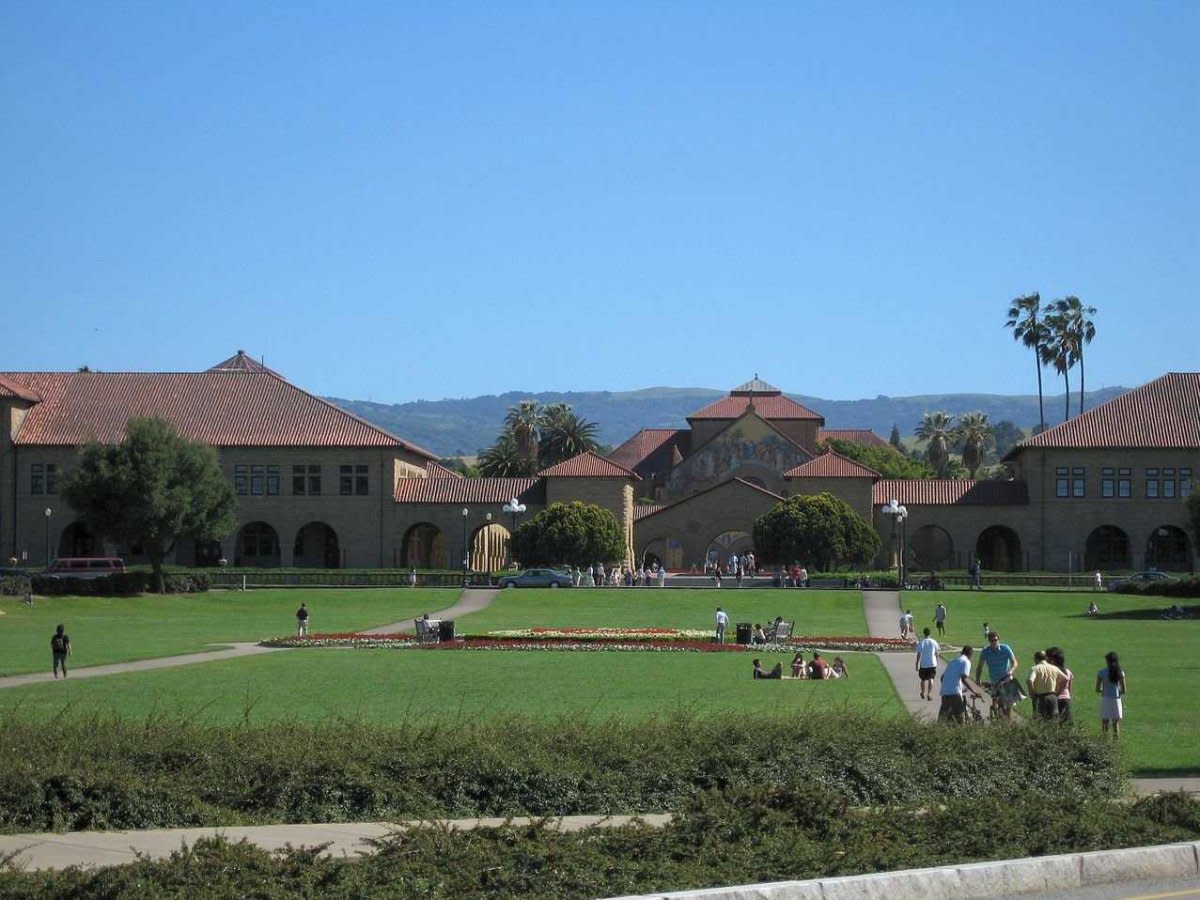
left=899, top=588, right=1200, bottom=775
left=0, top=589, right=450, bottom=676
left=459, top=587, right=869, bottom=635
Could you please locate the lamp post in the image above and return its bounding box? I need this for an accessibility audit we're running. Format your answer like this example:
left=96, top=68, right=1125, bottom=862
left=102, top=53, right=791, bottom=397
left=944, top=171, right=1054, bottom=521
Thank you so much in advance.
left=502, top=498, right=526, bottom=567
left=461, top=508, right=470, bottom=587
left=44, top=507, right=53, bottom=567
left=881, top=500, right=908, bottom=588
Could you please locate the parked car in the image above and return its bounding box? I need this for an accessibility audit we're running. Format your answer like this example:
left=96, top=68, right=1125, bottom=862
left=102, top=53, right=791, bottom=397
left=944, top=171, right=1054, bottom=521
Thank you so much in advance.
left=47, top=557, right=127, bottom=579
left=498, top=568, right=575, bottom=589
left=1108, top=571, right=1179, bottom=591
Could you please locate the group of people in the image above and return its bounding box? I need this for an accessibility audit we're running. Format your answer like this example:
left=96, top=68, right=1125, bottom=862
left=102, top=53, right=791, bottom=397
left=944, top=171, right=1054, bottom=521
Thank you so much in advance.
left=752, top=653, right=847, bottom=680
left=573, top=563, right=668, bottom=588
left=900, top=603, right=947, bottom=641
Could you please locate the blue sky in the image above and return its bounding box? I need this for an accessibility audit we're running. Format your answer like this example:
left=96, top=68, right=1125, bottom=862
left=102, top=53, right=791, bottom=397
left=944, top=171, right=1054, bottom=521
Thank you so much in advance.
left=3, top=3, right=1196, bottom=403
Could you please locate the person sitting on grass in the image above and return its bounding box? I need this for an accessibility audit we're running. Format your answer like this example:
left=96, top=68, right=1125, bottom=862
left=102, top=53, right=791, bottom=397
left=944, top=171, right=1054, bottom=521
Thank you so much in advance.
left=808, top=653, right=830, bottom=680
left=830, top=656, right=849, bottom=678
left=752, top=658, right=782, bottom=679
left=790, top=652, right=807, bottom=679
left=1087, top=600, right=1099, bottom=617
left=752, top=624, right=767, bottom=645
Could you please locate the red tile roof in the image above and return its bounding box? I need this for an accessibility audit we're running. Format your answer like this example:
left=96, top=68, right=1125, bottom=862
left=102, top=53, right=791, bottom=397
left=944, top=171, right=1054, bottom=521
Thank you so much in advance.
left=0, top=374, right=40, bottom=401
left=1009, top=373, right=1200, bottom=455
left=425, top=460, right=464, bottom=478
left=785, top=451, right=880, bottom=479
left=538, top=451, right=640, bottom=480
left=688, top=394, right=824, bottom=422
left=393, top=476, right=541, bottom=505
left=819, top=429, right=889, bottom=449
left=0, top=371, right=435, bottom=455
left=207, top=350, right=283, bottom=378
left=609, top=428, right=683, bottom=470
left=872, top=479, right=1029, bottom=506
left=634, top=502, right=667, bottom=520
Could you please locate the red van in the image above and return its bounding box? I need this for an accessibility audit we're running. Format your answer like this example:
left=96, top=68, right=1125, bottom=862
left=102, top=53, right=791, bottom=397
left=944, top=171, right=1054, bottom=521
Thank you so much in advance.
left=48, top=557, right=127, bottom=578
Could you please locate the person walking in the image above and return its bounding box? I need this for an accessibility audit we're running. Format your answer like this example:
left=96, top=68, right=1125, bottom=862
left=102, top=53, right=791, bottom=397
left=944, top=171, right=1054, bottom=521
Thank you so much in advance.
left=916, top=627, right=941, bottom=701
left=975, top=631, right=1020, bottom=719
left=933, top=603, right=947, bottom=637
left=1096, top=651, right=1126, bottom=739
left=296, top=602, right=310, bottom=637
left=899, top=609, right=914, bottom=640
left=1026, top=650, right=1066, bottom=720
left=938, top=646, right=981, bottom=723
left=51, top=624, right=71, bottom=678
left=714, top=607, right=729, bottom=644
left=969, top=558, right=983, bottom=591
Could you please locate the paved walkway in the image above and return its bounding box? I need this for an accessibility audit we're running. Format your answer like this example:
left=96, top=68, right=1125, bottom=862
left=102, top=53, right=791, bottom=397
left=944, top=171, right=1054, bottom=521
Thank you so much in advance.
left=361, top=587, right=499, bottom=634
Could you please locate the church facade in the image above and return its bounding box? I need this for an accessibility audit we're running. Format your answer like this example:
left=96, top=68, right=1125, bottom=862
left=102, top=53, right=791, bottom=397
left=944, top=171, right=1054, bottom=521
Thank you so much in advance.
left=1, top=357, right=1195, bottom=574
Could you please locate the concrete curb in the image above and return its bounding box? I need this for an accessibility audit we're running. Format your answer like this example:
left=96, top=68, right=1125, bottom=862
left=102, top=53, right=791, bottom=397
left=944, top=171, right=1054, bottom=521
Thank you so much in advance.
left=603, top=841, right=1200, bottom=899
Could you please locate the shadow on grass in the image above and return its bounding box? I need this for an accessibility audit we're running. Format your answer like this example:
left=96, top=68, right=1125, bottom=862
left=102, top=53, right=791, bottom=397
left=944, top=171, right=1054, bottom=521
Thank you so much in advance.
left=1083, top=605, right=1199, bottom=621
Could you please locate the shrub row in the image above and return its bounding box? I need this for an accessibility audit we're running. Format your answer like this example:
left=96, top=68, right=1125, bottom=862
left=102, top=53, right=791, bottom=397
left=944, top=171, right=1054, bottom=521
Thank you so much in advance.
left=1115, top=576, right=1200, bottom=598
left=0, top=575, right=32, bottom=597
left=0, top=712, right=1123, bottom=833
left=29, top=572, right=209, bottom=596
left=3, top=789, right=1198, bottom=898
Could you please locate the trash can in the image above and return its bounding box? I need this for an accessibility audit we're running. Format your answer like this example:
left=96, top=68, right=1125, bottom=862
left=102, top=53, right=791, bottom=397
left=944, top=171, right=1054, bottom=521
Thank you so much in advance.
left=736, top=622, right=752, bottom=645
left=438, top=619, right=456, bottom=642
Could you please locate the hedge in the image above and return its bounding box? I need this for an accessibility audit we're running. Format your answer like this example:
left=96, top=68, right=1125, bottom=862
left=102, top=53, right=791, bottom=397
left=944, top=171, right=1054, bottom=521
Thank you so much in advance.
left=29, top=572, right=209, bottom=596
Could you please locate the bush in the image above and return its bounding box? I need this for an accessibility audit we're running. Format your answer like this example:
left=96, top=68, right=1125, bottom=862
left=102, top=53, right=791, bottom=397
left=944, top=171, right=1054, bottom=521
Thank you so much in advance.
left=28, top=571, right=208, bottom=596
left=1115, top=576, right=1200, bottom=598
left=0, top=574, right=31, bottom=597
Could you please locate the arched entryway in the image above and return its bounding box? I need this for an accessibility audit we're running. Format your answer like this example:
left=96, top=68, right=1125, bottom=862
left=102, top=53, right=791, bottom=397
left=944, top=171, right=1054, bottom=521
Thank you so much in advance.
left=193, top=540, right=224, bottom=567
left=236, top=521, right=281, bottom=567
left=910, top=524, right=954, bottom=571
left=1146, top=526, right=1191, bottom=572
left=471, top=522, right=511, bottom=572
left=293, top=522, right=340, bottom=569
left=401, top=523, right=446, bottom=568
left=641, top=536, right=683, bottom=571
left=58, top=521, right=96, bottom=558
left=976, top=526, right=1022, bottom=572
left=1085, top=525, right=1130, bottom=571
left=706, top=530, right=752, bottom=572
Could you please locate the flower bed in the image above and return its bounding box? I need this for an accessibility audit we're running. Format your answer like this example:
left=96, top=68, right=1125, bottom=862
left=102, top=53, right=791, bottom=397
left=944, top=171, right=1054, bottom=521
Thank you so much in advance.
left=260, top=631, right=913, bottom=653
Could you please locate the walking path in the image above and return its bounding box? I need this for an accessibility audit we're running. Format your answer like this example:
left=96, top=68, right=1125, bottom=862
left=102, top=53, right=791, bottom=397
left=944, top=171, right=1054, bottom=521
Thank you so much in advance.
left=360, top=587, right=499, bottom=634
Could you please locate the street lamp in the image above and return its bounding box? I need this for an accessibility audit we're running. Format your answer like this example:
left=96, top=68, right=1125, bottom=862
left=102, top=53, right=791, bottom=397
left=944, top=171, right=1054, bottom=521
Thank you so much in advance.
left=502, top=498, right=526, bottom=566
left=44, top=507, right=53, bottom=567
left=461, top=508, right=470, bottom=587
left=881, top=500, right=908, bottom=588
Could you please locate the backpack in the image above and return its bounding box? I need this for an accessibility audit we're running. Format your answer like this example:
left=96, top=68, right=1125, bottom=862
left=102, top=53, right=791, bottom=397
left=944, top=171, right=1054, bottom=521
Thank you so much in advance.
left=51, top=634, right=66, bottom=653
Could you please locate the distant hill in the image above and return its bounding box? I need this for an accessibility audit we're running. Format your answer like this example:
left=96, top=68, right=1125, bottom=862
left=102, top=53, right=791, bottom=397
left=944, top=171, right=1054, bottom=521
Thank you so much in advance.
left=327, top=386, right=1130, bottom=459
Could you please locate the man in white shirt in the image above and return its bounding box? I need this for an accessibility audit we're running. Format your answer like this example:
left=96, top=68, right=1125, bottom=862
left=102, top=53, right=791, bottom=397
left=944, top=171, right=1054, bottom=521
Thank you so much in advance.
left=715, top=607, right=729, bottom=644
left=900, top=609, right=914, bottom=640
left=939, top=646, right=981, bottom=723
left=915, top=627, right=941, bottom=700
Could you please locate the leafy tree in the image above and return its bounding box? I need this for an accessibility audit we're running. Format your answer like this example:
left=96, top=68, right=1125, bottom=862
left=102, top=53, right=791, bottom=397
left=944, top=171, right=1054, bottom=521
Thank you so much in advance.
left=753, top=492, right=879, bottom=571
left=539, top=402, right=599, bottom=467
left=504, top=400, right=544, bottom=473
left=477, top=433, right=526, bottom=477
left=914, top=412, right=955, bottom=477
left=953, top=412, right=994, bottom=478
left=991, top=420, right=1026, bottom=460
left=1005, top=292, right=1049, bottom=433
left=63, top=417, right=237, bottom=593
left=509, top=501, right=625, bottom=568
left=1053, top=295, right=1098, bottom=413
left=888, top=424, right=902, bottom=451
left=818, top=438, right=935, bottom=480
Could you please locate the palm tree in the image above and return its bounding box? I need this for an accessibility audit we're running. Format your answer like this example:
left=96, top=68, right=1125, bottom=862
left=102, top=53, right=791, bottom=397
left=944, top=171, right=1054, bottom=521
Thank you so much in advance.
left=504, top=400, right=544, bottom=473
left=954, top=412, right=994, bottom=479
left=477, top=432, right=525, bottom=477
left=1041, top=308, right=1079, bottom=422
left=539, top=402, right=599, bottom=467
left=914, top=412, right=955, bottom=477
left=1004, top=293, right=1048, bottom=433
left=1054, top=296, right=1097, bottom=413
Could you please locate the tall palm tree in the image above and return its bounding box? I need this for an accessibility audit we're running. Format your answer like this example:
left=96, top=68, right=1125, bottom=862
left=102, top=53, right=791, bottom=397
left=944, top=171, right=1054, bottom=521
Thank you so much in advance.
left=914, top=412, right=955, bottom=477
left=1041, top=308, right=1078, bottom=422
left=504, top=400, right=544, bottom=473
left=539, top=402, right=599, bottom=466
left=1054, top=296, right=1097, bottom=413
left=1004, top=292, right=1048, bottom=433
left=477, top=432, right=525, bottom=477
left=954, top=412, right=994, bottom=479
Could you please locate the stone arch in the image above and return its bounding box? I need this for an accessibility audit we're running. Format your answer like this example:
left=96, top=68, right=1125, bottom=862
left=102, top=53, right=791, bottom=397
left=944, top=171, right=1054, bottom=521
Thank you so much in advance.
left=471, top=522, right=511, bottom=572
left=1085, top=525, right=1130, bottom=571
left=401, top=523, right=446, bottom=569
left=706, top=530, right=753, bottom=571
left=641, top=536, right=683, bottom=571
left=976, top=525, right=1022, bottom=572
left=293, top=522, right=340, bottom=569
left=236, top=521, right=281, bottom=567
left=1146, top=525, right=1191, bottom=572
left=910, top=524, right=954, bottom=571
left=58, top=521, right=96, bottom=558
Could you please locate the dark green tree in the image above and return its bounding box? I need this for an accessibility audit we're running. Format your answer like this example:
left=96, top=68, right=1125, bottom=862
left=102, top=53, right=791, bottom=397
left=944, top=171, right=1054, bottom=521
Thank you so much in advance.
left=818, top=438, right=935, bottom=479
left=63, top=417, right=237, bottom=592
left=509, top=501, right=626, bottom=568
left=1004, top=292, right=1049, bottom=433
left=990, top=420, right=1026, bottom=459
left=914, top=412, right=955, bottom=477
left=538, top=402, right=599, bottom=467
left=1187, top=487, right=1200, bottom=551
left=952, top=412, right=994, bottom=479
left=888, top=424, right=903, bottom=451
left=504, top=400, right=545, bottom=473
left=477, top=432, right=526, bottom=477
left=753, top=492, right=880, bottom=571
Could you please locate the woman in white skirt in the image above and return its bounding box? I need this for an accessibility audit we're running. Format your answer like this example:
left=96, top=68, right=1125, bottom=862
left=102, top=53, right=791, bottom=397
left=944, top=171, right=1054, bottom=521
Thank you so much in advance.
left=1095, top=651, right=1126, bottom=738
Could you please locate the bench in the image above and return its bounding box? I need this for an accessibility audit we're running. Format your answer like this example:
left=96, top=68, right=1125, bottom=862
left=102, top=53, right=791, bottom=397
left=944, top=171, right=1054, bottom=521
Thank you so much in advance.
left=414, top=617, right=441, bottom=645
left=765, top=619, right=794, bottom=642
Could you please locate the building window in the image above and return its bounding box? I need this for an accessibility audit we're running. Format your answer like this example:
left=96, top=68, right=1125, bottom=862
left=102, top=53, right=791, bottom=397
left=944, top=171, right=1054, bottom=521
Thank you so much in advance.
left=293, top=465, right=321, bottom=496
left=31, top=463, right=59, bottom=495
left=1101, top=467, right=1114, bottom=499
left=1163, top=467, right=1176, bottom=499
left=340, top=464, right=369, bottom=496
left=1072, top=466, right=1086, bottom=498
left=1181, top=468, right=1193, bottom=497
left=1055, top=467, right=1069, bottom=498
left=1146, top=467, right=1159, bottom=499
left=1118, top=468, right=1131, bottom=498
left=236, top=464, right=281, bottom=496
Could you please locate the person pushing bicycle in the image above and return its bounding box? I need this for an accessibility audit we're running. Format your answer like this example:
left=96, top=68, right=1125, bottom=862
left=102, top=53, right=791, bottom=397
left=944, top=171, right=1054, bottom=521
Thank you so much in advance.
left=975, top=631, right=1020, bottom=719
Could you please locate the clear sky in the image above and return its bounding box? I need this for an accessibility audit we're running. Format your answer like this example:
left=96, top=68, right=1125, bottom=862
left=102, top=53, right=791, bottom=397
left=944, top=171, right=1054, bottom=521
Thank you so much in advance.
left=3, top=3, right=1196, bottom=404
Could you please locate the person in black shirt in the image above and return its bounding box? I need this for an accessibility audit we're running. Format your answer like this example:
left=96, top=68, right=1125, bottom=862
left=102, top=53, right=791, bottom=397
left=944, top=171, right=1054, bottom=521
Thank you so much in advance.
left=296, top=602, right=310, bottom=637
left=51, top=624, right=71, bottom=678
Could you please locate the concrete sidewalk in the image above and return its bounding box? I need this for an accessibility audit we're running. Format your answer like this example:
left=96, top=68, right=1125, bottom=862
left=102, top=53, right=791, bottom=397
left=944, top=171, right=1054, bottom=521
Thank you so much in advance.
left=361, top=587, right=499, bottom=634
